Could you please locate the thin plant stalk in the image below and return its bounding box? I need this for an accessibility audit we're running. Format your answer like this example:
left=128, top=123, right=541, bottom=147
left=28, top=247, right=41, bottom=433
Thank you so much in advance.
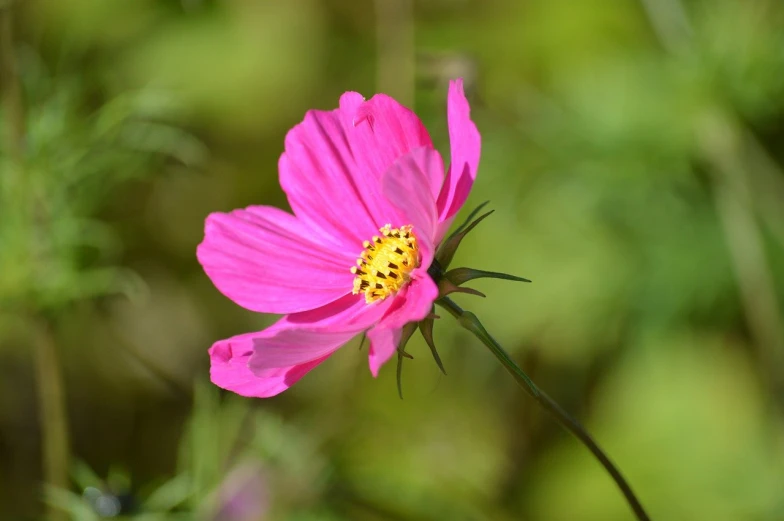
left=700, top=116, right=784, bottom=407
left=32, top=318, right=70, bottom=521
left=436, top=296, right=651, bottom=521
left=2, top=5, right=70, bottom=520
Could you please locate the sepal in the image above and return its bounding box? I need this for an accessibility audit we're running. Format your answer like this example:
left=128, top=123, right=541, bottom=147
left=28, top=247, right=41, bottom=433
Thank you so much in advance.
left=395, top=322, right=418, bottom=399
left=445, top=267, right=531, bottom=286
left=419, top=312, right=447, bottom=375
left=449, top=200, right=490, bottom=237
left=436, top=204, right=494, bottom=270
left=437, top=277, right=486, bottom=298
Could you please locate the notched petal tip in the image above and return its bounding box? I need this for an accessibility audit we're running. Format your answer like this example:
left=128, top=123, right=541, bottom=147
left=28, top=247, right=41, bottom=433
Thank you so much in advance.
left=208, top=334, right=295, bottom=399
left=436, top=77, right=482, bottom=224
left=353, top=104, right=375, bottom=130
left=339, top=91, right=365, bottom=115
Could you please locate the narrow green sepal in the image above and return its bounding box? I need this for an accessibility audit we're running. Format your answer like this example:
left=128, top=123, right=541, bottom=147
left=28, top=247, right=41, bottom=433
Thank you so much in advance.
left=397, top=322, right=418, bottom=354
left=437, top=278, right=486, bottom=299
left=419, top=316, right=447, bottom=375
left=358, top=332, right=367, bottom=351
left=397, top=349, right=414, bottom=360
left=449, top=200, right=490, bottom=238
left=396, top=323, right=418, bottom=399
left=445, top=267, right=532, bottom=286
left=436, top=209, right=494, bottom=270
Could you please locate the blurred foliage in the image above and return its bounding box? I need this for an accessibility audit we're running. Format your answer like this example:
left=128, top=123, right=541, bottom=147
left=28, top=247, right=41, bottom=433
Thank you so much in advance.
left=0, top=49, right=203, bottom=314
left=1, top=0, right=784, bottom=520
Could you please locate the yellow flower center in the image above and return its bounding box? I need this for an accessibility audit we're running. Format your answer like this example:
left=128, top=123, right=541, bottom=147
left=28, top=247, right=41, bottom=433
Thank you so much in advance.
left=351, top=224, right=420, bottom=303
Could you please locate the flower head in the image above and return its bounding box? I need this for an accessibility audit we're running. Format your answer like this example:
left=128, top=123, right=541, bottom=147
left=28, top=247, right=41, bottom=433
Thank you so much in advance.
left=197, top=79, right=480, bottom=397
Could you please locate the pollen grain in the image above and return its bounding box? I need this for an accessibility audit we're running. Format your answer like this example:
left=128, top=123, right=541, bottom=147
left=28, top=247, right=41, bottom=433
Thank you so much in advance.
left=351, top=224, right=419, bottom=303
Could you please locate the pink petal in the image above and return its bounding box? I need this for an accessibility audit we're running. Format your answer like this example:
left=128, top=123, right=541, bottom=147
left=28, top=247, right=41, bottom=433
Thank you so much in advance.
left=436, top=79, right=481, bottom=225
left=381, top=147, right=442, bottom=264
left=378, top=274, right=439, bottom=330
left=197, top=205, right=354, bottom=314
left=366, top=326, right=402, bottom=377
left=249, top=327, right=359, bottom=372
left=434, top=168, right=474, bottom=244
left=278, top=95, right=383, bottom=252
left=209, top=332, right=333, bottom=398
left=382, top=147, right=441, bottom=234
left=365, top=275, right=439, bottom=376
left=244, top=290, right=405, bottom=383
left=279, top=91, right=434, bottom=252
left=348, top=94, right=440, bottom=200
left=283, top=292, right=396, bottom=331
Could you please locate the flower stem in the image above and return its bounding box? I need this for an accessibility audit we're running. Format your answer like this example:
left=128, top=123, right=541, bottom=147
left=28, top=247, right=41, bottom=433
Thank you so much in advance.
left=436, top=297, right=651, bottom=521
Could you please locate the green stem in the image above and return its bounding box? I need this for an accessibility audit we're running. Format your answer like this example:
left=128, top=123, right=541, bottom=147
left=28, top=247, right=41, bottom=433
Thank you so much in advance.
left=437, top=297, right=651, bottom=521
left=2, top=6, right=70, bottom=520
left=32, top=318, right=70, bottom=521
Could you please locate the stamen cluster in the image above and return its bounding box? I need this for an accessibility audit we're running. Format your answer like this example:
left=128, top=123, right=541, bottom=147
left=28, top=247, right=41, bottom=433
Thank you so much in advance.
left=351, top=224, right=419, bottom=303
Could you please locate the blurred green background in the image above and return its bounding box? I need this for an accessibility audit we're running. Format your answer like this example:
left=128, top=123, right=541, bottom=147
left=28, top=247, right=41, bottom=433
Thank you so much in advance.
left=1, top=0, right=784, bottom=519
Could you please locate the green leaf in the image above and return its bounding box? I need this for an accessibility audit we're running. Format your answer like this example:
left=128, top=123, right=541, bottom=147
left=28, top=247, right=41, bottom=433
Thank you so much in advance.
left=43, top=486, right=100, bottom=521
left=71, top=460, right=104, bottom=491
left=143, top=474, right=192, bottom=512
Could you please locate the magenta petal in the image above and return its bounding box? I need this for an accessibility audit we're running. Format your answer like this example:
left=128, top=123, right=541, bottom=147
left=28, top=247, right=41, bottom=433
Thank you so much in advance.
left=366, top=326, right=402, bottom=377
left=202, top=80, right=481, bottom=397
left=348, top=94, right=438, bottom=199
left=197, top=205, right=353, bottom=314
left=379, top=274, right=439, bottom=330
left=283, top=292, right=396, bottom=331
left=381, top=147, right=442, bottom=260
left=210, top=333, right=332, bottom=398
left=279, top=91, right=435, bottom=251
left=249, top=327, right=358, bottom=372
left=434, top=166, right=474, bottom=243
left=364, top=275, right=439, bottom=377
left=437, top=78, right=481, bottom=223
left=279, top=97, right=383, bottom=251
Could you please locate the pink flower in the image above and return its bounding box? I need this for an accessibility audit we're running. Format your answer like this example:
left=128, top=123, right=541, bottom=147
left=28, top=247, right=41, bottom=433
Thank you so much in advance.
left=197, top=79, right=480, bottom=397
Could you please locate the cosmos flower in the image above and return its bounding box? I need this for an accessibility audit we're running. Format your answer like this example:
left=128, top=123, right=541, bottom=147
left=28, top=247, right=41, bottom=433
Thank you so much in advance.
left=197, top=79, right=480, bottom=397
